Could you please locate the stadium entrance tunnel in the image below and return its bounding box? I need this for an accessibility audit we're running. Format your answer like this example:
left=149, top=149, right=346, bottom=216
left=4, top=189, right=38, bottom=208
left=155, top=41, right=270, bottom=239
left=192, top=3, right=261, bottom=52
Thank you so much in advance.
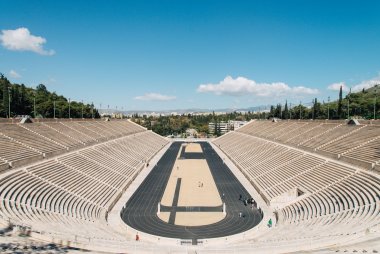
left=120, top=142, right=263, bottom=242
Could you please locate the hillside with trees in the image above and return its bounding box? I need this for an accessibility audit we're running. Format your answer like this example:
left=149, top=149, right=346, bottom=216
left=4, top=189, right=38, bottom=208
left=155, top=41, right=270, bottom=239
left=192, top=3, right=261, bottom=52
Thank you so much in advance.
left=2, top=71, right=378, bottom=135
left=132, top=85, right=379, bottom=136
left=0, top=73, right=100, bottom=119
left=266, top=85, right=379, bottom=120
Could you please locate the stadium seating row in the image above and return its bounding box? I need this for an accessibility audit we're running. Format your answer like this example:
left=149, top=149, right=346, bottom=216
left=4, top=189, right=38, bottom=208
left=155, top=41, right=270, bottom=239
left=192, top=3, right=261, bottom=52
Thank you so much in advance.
left=0, top=129, right=168, bottom=240
left=214, top=120, right=380, bottom=245
left=214, top=132, right=354, bottom=201
left=1, top=118, right=377, bottom=252
left=0, top=120, right=144, bottom=171
left=236, top=120, right=380, bottom=170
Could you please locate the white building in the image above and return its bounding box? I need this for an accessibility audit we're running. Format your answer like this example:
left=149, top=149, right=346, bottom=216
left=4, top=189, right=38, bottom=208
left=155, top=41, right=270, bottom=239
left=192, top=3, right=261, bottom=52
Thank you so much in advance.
left=229, top=120, right=247, bottom=130
left=208, top=120, right=248, bottom=135
left=209, top=122, right=227, bottom=135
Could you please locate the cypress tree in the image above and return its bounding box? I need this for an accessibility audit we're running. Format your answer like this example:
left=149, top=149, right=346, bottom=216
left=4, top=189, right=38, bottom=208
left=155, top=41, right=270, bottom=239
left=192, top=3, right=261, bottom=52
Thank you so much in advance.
left=0, top=74, right=4, bottom=117
left=284, top=100, right=289, bottom=119
left=312, top=98, right=317, bottom=119
left=276, top=104, right=281, bottom=118
left=337, top=85, right=343, bottom=118
left=2, top=75, right=10, bottom=118
left=270, top=105, right=275, bottom=117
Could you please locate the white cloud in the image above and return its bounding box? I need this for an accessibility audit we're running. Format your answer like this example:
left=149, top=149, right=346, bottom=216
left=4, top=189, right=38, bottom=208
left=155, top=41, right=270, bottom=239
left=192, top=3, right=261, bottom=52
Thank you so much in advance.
left=197, top=76, right=319, bottom=97
left=327, top=82, right=349, bottom=92
left=43, top=77, right=57, bottom=85
left=134, top=93, right=176, bottom=101
left=9, top=70, right=21, bottom=79
left=351, top=75, right=380, bottom=92
left=292, top=86, right=320, bottom=95
left=328, top=75, right=380, bottom=93
left=0, top=27, right=55, bottom=55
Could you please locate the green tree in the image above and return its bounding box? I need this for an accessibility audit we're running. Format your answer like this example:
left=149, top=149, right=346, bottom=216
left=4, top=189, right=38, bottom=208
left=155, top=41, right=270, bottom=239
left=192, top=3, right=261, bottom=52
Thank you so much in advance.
left=337, top=85, right=343, bottom=118
left=275, top=104, right=281, bottom=118
left=1, top=75, right=10, bottom=118
left=0, top=74, right=100, bottom=119
left=269, top=105, right=275, bottom=118
left=284, top=100, right=289, bottom=119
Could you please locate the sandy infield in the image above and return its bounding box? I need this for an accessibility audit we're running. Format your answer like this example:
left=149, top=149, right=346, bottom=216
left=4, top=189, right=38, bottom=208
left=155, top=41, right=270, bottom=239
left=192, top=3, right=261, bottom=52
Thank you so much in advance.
left=177, top=159, right=221, bottom=206
left=158, top=143, right=225, bottom=226
left=184, top=143, right=203, bottom=153
left=175, top=212, right=225, bottom=226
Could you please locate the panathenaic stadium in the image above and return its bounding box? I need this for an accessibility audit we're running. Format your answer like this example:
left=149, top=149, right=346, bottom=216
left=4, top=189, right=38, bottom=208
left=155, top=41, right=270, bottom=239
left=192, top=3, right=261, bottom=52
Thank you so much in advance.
left=0, top=118, right=379, bottom=253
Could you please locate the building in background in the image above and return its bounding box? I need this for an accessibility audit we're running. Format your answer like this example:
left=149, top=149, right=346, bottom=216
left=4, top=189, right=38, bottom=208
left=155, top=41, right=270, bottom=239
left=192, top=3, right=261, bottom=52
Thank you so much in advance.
left=208, top=120, right=247, bottom=135
left=230, top=120, right=247, bottom=130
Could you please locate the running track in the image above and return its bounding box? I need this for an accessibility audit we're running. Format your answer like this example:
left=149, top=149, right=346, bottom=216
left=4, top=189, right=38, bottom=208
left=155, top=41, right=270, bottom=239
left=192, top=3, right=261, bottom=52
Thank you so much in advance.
left=121, top=142, right=262, bottom=242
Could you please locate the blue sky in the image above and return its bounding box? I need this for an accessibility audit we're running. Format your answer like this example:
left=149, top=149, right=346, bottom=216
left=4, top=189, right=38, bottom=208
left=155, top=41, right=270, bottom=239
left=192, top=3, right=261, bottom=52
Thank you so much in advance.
left=1, top=0, right=380, bottom=111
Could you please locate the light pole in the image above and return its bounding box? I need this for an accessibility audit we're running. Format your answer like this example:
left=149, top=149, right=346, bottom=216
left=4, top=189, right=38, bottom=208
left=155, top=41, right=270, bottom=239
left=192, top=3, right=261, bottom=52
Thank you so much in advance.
left=68, top=98, right=71, bottom=119
left=327, top=96, right=330, bottom=120
left=8, top=87, right=11, bottom=118
left=312, top=99, right=314, bottom=120
left=81, top=100, right=84, bottom=119
left=54, top=100, right=56, bottom=119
